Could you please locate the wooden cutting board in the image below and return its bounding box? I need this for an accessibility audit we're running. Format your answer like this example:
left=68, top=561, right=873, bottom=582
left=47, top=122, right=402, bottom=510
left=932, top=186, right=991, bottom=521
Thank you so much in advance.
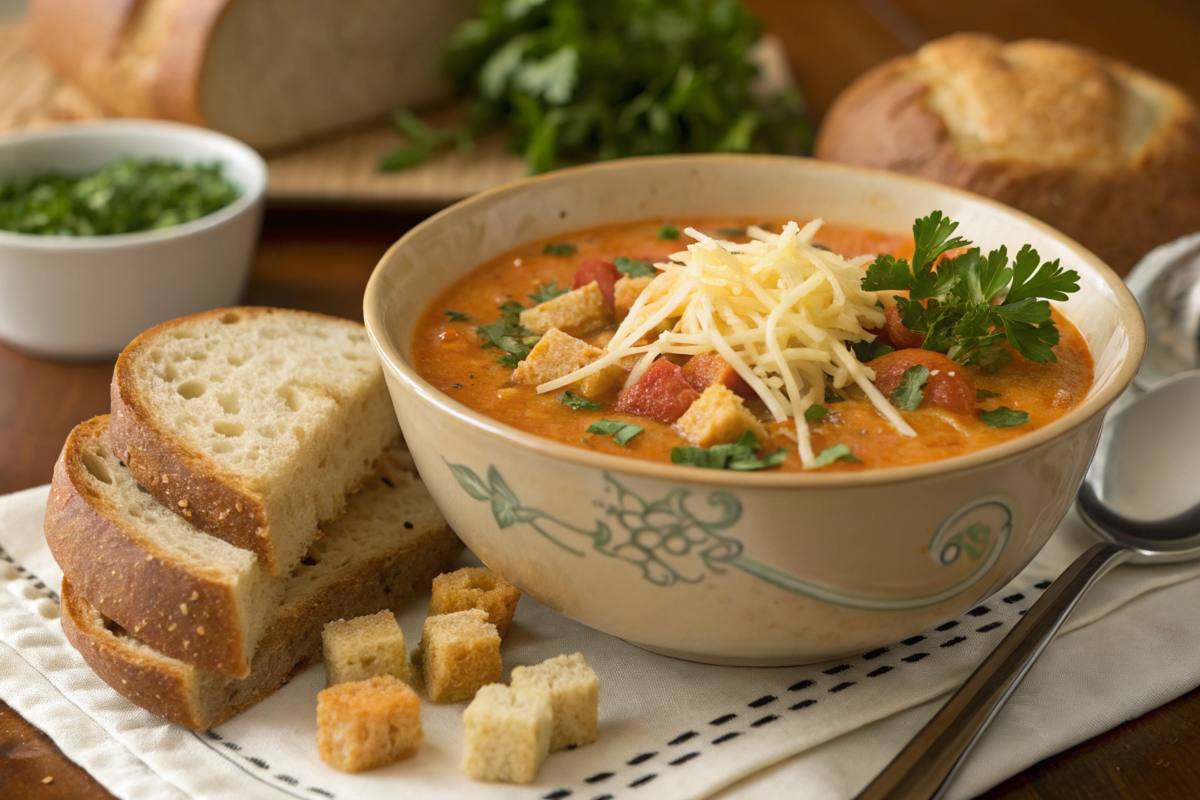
left=0, top=21, right=793, bottom=210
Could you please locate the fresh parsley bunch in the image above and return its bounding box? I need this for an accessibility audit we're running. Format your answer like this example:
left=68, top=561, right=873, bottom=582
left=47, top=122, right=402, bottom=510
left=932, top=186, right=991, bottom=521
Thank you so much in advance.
left=384, top=0, right=811, bottom=174
left=477, top=301, right=540, bottom=367
left=862, top=212, right=1081, bottom=369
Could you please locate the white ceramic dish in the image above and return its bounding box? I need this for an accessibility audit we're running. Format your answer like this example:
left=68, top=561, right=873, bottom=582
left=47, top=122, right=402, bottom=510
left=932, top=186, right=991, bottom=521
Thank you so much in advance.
left=0, top=120, right=266, bottom=360
left=364, top=155, right=1145, bottom=666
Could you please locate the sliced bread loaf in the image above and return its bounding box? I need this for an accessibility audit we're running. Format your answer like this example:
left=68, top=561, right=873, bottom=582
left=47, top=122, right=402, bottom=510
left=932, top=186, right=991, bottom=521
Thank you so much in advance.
left=109, top=307, right=400, bottom=575
left=59, top=478, right=462, bottom=730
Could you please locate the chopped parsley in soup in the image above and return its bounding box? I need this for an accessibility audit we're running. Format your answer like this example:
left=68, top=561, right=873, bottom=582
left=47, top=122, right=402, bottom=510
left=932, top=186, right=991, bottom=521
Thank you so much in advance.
left=413, top=212, right=1093, bottom=471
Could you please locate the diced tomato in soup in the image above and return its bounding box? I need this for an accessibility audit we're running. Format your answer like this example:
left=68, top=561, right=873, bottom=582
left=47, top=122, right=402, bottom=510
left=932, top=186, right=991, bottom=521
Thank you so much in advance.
left=573, top=259, right=621, bottom=307
left=870, top=349, right=976, bottom=416
left=616, top=358, right=700, bottom=424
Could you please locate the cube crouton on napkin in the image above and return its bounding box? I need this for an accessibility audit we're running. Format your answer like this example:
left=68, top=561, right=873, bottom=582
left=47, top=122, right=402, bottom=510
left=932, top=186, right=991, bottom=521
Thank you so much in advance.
left=322, top=609, right=408, bottom=687
left=430, top=567, right=522, bottom=638
left=420, top=609, right=501, bottom=703
left=317, top=676, right=422, bottom=772
left=511, top=652, right=599, bottom=751
left=462, top=684, right=552, bottom=784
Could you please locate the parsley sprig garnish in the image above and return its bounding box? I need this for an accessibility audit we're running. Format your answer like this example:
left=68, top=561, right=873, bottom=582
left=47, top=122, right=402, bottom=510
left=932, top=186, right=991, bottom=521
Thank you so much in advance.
left=671, top=431, right=787, bottom=471
left=560, top=391, right=602, bottom=411
left=614, top=256, right=656, bottom=278
left=477, top=300, right=540, bottom=367
left=890, top=366, right=929, bottom=412
left=587, top=420, right=643, bottom=446
left=529, top=282, right=569, bottom=304
left=863, top=211, right=1080, bottom=369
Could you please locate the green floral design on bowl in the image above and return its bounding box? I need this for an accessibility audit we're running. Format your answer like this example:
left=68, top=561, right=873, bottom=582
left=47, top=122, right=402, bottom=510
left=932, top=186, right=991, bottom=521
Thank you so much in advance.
left=446, top=461, right=1011, bottom=611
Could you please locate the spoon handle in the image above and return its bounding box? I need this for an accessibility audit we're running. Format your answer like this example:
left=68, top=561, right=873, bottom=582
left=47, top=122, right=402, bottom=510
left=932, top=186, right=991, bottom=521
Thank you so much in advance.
left=854, top=541, right=1130, bottom=800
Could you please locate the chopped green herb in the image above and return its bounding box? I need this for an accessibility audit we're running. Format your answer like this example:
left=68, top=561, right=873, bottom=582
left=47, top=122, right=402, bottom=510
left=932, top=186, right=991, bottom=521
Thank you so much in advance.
left=0, top=157, right=240, bottom=236
left=862, top=210, right=1080, bottom=366
left=477, top=301, right=538, bottom=367
left=804, top=405, right=827, bottom=423
left=586, top=419, right=643, bottom=446
left=812, top=444, right=862, bottom=468
left=658, top=223, right=680, bottom=240
left=824, top=387, right=847, bottom=404
left=979, top=407, right=1029, bottom=428
left=614, top=256, right=656, bottom=278
left=976, top=389, right=1003, bottom=399
left=444, top=310, right=471, bottom=322
left=715, top=227, right=747, bottom=237
left=529, top=281, right=570, bottom=304
left=891, top=365, right=930, bottom=412
left=671, top=431, right=787, bottom=471
left=559, top=391, right=602, bottom=411
left=850, top=340, right=895, bottom=362
left=542, top=242, right=577, bottom=257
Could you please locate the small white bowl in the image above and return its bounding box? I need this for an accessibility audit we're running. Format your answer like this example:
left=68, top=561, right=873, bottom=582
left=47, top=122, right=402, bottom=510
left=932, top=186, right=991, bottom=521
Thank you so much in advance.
left=0, top=120, right=266, bottom=360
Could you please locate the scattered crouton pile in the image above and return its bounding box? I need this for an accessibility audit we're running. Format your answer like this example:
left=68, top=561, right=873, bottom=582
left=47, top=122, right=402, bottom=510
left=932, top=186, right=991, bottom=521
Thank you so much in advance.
left=314, top=565, right=600, bottom=784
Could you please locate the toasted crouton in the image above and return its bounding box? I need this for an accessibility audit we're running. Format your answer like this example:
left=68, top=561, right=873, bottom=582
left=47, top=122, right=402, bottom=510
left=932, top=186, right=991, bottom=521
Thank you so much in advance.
left=510, top=653, right=599, bottom=752
left=323, top=610, right=408, bottom=687
left=462, top=684, right=552, bottom=784
left=674, top=384, right=767, bottom=447
left=512, top=329, right=603, bottom=385
left=613, top=276, right=653, bottom=321
left=430, top=567, right=522, bottom=638
left=520, top=282, right=611, bottom=337
left=317, top=676, right=422, bottom=772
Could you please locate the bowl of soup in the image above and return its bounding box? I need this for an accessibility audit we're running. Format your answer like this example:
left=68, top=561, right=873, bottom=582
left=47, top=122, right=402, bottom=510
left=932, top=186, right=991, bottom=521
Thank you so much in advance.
left=363, top=155, right=1143, bottom=665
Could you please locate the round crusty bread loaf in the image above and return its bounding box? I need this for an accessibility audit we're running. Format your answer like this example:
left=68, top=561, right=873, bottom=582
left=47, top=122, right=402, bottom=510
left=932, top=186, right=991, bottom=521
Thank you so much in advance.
left=815, top=33, right=1200, bottom=274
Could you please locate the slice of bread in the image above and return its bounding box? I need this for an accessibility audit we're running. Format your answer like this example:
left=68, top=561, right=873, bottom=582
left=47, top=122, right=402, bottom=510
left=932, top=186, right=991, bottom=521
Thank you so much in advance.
left=46, top=416, right=434, bottom=679
left=30, top=0, right=477, bottom=152
left=59, top=492, right=461, bottom=730
left=108, top=307, right=400, bottom=575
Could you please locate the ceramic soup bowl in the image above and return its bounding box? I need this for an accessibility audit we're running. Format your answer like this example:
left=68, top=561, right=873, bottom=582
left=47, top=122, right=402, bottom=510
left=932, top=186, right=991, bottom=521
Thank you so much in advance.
left=364, top=155, right=1144, bottom=666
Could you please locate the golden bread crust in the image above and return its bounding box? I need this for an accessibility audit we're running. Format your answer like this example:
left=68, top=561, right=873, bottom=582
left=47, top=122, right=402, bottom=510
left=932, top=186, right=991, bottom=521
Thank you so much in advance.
left=815, top=33, right=1200, bottom=273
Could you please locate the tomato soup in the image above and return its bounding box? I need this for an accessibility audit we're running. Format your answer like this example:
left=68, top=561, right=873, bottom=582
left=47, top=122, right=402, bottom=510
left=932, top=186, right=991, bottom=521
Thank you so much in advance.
left=412, top=219, right=1093, bottom=472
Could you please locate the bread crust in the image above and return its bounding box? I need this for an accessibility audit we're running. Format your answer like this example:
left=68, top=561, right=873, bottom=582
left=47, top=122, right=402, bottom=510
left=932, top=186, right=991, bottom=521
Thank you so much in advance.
left=61, top=523, right=462, bottom=730
left=108, top=306, right=379, bottom=574
left=30, top=0, right=228, bottom=126
left=815, top=35, right=1200, bottom=274
left=46, top=417, right=257, bottom=678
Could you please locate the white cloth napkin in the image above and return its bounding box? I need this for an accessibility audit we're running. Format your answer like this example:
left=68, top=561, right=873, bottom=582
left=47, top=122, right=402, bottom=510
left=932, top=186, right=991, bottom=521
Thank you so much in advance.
left=3, top=483, right=1200, bottom=800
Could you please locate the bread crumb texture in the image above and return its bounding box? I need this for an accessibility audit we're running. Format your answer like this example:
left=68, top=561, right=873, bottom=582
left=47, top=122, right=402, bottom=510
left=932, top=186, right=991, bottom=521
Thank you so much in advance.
left=674, top=383, right=767, bottom=448
left=317, top=675, right=422, bottom=772
left=519, top=282, right=612, bottom=338
left=462, top=683, right=552, bottom=784
left=429, top=567, right=522, bottom=638
left=420, top=609, right=501, bottom=703
left=511, top=653, right=600, bottom=752
left=323, top=609, right=408, bottom=687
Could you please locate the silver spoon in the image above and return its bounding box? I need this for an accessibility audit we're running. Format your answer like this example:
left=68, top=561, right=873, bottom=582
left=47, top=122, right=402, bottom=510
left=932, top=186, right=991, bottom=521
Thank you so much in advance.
left=855, top=370, right=1200, bottom=800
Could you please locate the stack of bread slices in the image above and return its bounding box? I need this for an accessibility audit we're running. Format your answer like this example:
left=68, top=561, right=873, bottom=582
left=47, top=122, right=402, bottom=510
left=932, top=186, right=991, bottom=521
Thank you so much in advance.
left=44, top=308, right=461, bottom=729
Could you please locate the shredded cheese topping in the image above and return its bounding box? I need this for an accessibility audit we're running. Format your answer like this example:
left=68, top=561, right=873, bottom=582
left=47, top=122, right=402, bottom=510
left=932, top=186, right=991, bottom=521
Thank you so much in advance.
left=536, top=220, right=918, bottom=467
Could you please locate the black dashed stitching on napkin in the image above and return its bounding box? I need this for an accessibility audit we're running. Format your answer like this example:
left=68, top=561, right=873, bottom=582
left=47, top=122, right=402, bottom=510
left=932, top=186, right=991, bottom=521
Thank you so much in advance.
left=627, top=752, right=656, bottom=766
left=977, top=621, right=1003, bottom=633
left=1035, top=580, right=1052, bottom=590
left=902, top=652, right=930, bottom=663
left=790, top=699, right=817, bottom=711
left=788, top=679, right=814, bottom=692
left=1003, top=593, right=1025, bottom=603
left=591, top=795, right=614, bottom=800
left=276, top=775, right=298, bottom=786
left=245, top=757, right=269, bottom=769
left=585, top=772, right=614, bottom=784
left=940, top=636, right=967, bottom=648
left=0, top=544, right=59, bottom=603
left=901, top=635, right=926, bottom=646
left=966, top=606, right=990, bottom=617
left=204, top=730, right=221, bottom=740
left=823, top=664, right=851, bottom=675
left=867, top=666, right=893, bottom=678
left=935, top=620, right=958, bottom=632
left=308, top=789, right=334, bottom=798
left=668, top=731, right=698, bottom=745
left=712, top=732, right=741, bottom=745
left=748, top=695, right=776, bottom=708
left=222, top=741, right=241, bottom=751
left=863, top=647, right=889, bottom=660
left=629, top=774, right=657, bottom=788
left=709, top=713, right=737, bottom=726
left=544, top=790, right=572, bottom=799
left=828, top=682, right=856, bottom=693
left=751, top=715, right=779, bottom=727
left=669, top=752, right=701, bottom=766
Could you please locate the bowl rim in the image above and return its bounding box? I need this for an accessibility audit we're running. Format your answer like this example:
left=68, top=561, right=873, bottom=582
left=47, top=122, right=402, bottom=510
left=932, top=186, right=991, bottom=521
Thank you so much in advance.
left=0, top=119, right=267, bottom=251
left=364, top=153, right=1147, bottom=489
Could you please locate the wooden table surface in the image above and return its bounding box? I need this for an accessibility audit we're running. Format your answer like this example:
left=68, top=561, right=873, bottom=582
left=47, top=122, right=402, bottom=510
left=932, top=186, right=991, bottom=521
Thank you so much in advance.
left=4, top=1, right=1200, bottom=797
